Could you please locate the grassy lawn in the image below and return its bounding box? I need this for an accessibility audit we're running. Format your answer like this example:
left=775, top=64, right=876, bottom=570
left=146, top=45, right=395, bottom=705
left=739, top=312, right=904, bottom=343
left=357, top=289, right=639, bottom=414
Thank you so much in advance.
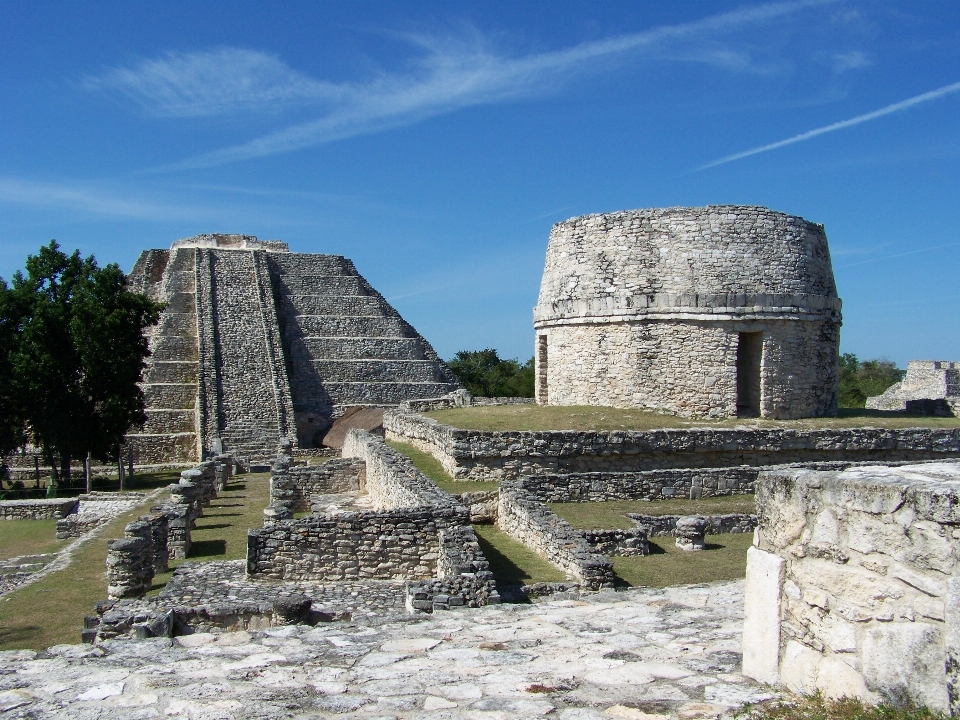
left=0, top=470, right=270, bottom=650
left=385, top=440, right=499, bottom=493
left=425, top=405, right=960, bottom=432
left=613, top=533, right=753, bottom=587
left=473, top=524, right=566, bottom=585
left=0, top=519, right=66, bottom=559
left=550, top=495, right=756, bottom=530
left=148, top=471, right=271, bottom=592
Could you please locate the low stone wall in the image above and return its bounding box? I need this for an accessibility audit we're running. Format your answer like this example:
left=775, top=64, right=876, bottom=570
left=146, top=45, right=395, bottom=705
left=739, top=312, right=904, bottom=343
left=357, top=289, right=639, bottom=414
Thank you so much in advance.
left=385, top=409, right=960, bottom=482
left=269, top=458, right=365, bottom=512
left=513, top=468, right=758, bottom=501
left=342, top=429, right=454, bottom=510
left=579, top=528, right=650, bottom=556
left=743, top=462, right=960, bottom=714
left=0, top=499, right=77, bottom=520
left=497, top=481, right=614, bottom=590
left=627, top=512, right=757, bottom=537
left=247, top=506, right=463, bottom=582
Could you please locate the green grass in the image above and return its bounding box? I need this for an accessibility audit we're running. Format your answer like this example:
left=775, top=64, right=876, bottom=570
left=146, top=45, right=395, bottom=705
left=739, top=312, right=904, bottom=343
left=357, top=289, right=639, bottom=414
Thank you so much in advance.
left=0, top=470, right=270, bottom=649
left=148, top=472, right=271, bottom=592
left=613, top=533, right=753, bottom=587
left=385, top=440, right=499, bottom=492
left=473, top=524, right=566, bottom=585
left=0, top=519, right=65, bottom=559
left=550, top=495, right=756, bottom=530
left=425, top=405, right=960, bottom=432
left=738, top=694, right=946, bottom=720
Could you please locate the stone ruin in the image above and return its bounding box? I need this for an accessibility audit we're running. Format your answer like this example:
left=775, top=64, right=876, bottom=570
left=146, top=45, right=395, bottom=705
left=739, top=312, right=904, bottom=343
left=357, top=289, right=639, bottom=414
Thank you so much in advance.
left=867, top=360, right=960, bottom=416
left=534, top=206, right=842, bottom=418
left=744, top=462, right=960, bottom=714
left=124, top=233, right=461, bottom=466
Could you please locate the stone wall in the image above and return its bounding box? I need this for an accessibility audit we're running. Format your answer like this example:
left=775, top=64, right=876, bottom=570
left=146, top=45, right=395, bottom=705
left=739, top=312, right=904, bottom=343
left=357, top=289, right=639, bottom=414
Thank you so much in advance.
left=246, top=506, right=463, bottom=582
left=867, top=360, right=960, bottom=415
left=534, top=206, right=841, bottom=419
left=269, top=459, right=366, bottom=512
left=342, top=429, right=455, bottom=510
left=0, top=499, right=77, bottom=520
left=578, top=528, right=650, bottom=556
left=497, top=481, right=615, bottom=590
left=385, top=409, right=960, bottom=482
left=626, top=512, right=757, bottom=537
left=742, top=462, right=960, bottom=713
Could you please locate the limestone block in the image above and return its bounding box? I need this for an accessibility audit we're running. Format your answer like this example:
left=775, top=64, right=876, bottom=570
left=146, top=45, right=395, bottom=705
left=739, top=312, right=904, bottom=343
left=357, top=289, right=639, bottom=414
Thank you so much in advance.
left=862, top=621, right=946, bottom=712
left=946, top=577, right=960, bottom=715
left=779, top=639, right=820, bottom=694
left=675, top=516, right=707, bottom=551
left=742, top=546, right=784, bottom=684
left=816, top=655, right=872, bottom=701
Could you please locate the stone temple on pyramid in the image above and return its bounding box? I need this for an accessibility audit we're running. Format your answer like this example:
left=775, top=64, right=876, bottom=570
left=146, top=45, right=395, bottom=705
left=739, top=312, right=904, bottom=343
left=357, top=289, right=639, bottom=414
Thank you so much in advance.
left=124, top=234, right=461, bottom=464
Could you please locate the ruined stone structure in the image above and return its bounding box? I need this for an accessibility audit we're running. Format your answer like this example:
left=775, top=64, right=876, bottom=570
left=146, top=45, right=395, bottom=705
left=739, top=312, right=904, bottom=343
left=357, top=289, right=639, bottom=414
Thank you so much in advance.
left=125, top=234, right=460, bottom=464
left=534, top=206, right=842, bottom=418
left=867, top=360, right=960, bottom=415
left=743, top=462, right=960, bottom=713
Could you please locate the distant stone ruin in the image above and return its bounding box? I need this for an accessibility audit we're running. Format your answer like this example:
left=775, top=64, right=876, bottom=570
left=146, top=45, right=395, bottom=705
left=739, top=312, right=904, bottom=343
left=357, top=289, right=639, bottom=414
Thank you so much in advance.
left=534, top=206, right=842, bottom=418
left=867, top=360, right=960, bottom=416
left=125, top=234, right=461, bottom=464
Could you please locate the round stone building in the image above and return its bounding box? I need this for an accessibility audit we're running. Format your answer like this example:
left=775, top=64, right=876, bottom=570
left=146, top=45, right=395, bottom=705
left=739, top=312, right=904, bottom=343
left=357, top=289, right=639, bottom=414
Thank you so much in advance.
left=533, top=206, right=842, bottom=419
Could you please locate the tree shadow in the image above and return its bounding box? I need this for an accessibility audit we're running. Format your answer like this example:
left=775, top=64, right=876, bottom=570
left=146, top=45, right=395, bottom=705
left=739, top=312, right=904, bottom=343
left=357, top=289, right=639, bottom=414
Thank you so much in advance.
left=195, top=523, right=233, bottom=531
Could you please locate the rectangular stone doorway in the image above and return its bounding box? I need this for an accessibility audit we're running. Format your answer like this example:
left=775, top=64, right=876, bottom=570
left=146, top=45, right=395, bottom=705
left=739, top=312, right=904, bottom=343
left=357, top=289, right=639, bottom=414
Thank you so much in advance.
left=737, top=332, right=762, bottom=417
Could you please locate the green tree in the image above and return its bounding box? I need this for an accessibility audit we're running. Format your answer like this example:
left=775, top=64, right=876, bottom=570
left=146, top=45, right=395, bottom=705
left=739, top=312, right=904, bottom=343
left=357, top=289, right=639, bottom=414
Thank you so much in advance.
left=447, top=349, right=535, bottom=398
left=0, top=281, right=26, bottom=483
left=838, top=353, right=905, bottom=408
left=5, top=242, right=163, bottom=489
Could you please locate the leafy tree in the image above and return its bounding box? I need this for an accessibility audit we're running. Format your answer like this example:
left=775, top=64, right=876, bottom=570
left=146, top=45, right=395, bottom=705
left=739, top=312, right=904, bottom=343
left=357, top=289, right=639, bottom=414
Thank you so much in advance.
left=447, top=349, right=535, bottom=398
left=838, top=353, right=905, bottom=408
left=4, top=242, right=162, bottom=489
left=0, top=280, right=26, bottom=483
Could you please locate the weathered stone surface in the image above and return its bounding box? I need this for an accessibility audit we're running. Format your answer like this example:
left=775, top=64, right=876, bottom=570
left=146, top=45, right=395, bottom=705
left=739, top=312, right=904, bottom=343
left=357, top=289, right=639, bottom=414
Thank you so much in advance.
left=742, top=547, right=784, bottom=685
left=0, top=499, right=77, bottom=521
left=748, top=461, right=960, bottom=713
left=533, top=206, right=841, bottom=418
left=0, top=580, right=776, bottom=719
left=867, top=360, right=960, bottom=415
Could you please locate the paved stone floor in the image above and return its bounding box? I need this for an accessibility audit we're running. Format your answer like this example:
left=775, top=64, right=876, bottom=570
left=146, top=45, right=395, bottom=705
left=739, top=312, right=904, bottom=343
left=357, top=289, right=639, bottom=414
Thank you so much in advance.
left=0, top=580, right=775, bottom=719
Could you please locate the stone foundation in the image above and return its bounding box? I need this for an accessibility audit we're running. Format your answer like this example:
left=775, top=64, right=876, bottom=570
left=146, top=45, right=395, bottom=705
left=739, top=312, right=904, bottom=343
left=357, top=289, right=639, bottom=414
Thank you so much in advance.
left=743, top=462, right=960, bottom=713
left=385, top=408, right=960, bottom=482
left=0, top=499, right=77, bottom=520
left=269, top=458, right=366, bottom=512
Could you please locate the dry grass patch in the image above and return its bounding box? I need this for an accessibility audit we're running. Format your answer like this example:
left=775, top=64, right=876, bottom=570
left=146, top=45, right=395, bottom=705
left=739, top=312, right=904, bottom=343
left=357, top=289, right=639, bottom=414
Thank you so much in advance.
left=385, top=440, right=499, bottom=493
left=613, top=533, right=752, bottom=587
left=473, top=524, right=566, bottom=586
left=425, top=405, right=960, bottom=432
left=0, top=519, right=66, bottom=559
left=739, top=694, right=946, bottom=720
left=551, top=495, right=756, bottom=530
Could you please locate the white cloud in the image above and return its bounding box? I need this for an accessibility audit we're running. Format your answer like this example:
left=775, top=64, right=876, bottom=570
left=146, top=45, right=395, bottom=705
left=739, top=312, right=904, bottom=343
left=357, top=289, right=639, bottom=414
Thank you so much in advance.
left=0, top=176, right=186, bottom=219
left=89, top=0, right=830, bottom=170
left=832, top=50, right=870, bottom=72
left=83, top=48, right=341, bottom=117
left=698, top=79, right=960, bottom=170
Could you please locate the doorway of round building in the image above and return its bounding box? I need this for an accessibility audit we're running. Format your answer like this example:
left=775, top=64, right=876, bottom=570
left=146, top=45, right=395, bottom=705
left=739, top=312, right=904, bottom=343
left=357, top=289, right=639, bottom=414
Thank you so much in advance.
left=736, top=332, right=762, bottom=417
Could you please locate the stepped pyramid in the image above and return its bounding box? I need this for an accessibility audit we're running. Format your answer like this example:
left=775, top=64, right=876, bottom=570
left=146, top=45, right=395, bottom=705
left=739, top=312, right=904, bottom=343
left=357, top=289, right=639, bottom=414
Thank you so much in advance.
left=125, top=234, right=460, bottom=464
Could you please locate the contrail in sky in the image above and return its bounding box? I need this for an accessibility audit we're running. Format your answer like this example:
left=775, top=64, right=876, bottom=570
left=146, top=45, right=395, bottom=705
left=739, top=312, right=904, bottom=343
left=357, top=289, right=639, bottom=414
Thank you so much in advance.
left=699, top=80, right=960, bottom=170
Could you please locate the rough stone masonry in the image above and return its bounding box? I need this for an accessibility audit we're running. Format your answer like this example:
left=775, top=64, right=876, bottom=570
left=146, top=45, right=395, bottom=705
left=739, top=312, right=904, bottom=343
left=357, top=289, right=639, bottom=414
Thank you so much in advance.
left=533, top=206, right=842, bottom=419
left=124, top=233, right=461, bottom=465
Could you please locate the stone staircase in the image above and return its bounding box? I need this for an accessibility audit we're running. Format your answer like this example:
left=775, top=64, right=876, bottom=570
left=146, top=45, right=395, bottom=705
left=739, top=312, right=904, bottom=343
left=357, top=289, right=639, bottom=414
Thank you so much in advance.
left=267, top=253, right=460, bottom=447
left=124, top=248, right=200, bottom=464
left=196, top=249, right=296, bottom=462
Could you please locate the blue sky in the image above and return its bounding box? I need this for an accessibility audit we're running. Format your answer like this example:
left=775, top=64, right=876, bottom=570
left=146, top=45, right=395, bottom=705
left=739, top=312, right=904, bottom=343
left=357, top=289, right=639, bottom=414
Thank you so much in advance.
left=2, top=1, right=959, bottom=366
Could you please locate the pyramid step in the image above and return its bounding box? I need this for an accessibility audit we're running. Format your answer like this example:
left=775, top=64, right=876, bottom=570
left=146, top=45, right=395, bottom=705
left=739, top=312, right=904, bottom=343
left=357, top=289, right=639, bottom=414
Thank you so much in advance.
left=321, top=382, right=460, bottom=406
left=145, top=361, right=198, bottom=384
left=279, top=295, right=388, bottom=317
left=149, top=335, right=199, bottom=362
left=273, top=275, right=370, bottom=297
left=311, top=359, right=449, bottom=383
left=268, top=253, right=356, bottom=277
left=288, top=315, right=412, bottom=338
left=142, top=409, right=196, bottom=434
left=143, top=383, right=197, bottom=410
left=299, top=337, right=427, bottom=360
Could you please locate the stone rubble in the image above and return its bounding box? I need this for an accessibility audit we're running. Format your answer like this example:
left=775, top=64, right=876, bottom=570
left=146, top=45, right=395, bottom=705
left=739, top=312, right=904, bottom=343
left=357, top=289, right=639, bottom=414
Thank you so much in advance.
left=0, top=580, right=777, bottom=719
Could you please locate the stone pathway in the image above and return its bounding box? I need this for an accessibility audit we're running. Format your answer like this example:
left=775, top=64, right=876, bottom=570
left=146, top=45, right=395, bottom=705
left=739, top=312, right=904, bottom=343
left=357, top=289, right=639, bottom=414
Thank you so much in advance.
left=0, top=580, right=776, bottom=719
left=0, top=487, right=166, bottom=600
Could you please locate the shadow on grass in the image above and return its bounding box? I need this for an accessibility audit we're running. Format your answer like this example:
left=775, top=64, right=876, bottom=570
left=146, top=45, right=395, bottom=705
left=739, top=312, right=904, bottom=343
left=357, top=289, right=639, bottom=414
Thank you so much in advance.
left=474, top=532, right=532, bottom=587
left=0, top=626, right=44, bottom=647
left=195, top=523, right=234, bottom=531
left=203, top=512, right=243, bottom=518
left=188, top=539, right=227, bottom=558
